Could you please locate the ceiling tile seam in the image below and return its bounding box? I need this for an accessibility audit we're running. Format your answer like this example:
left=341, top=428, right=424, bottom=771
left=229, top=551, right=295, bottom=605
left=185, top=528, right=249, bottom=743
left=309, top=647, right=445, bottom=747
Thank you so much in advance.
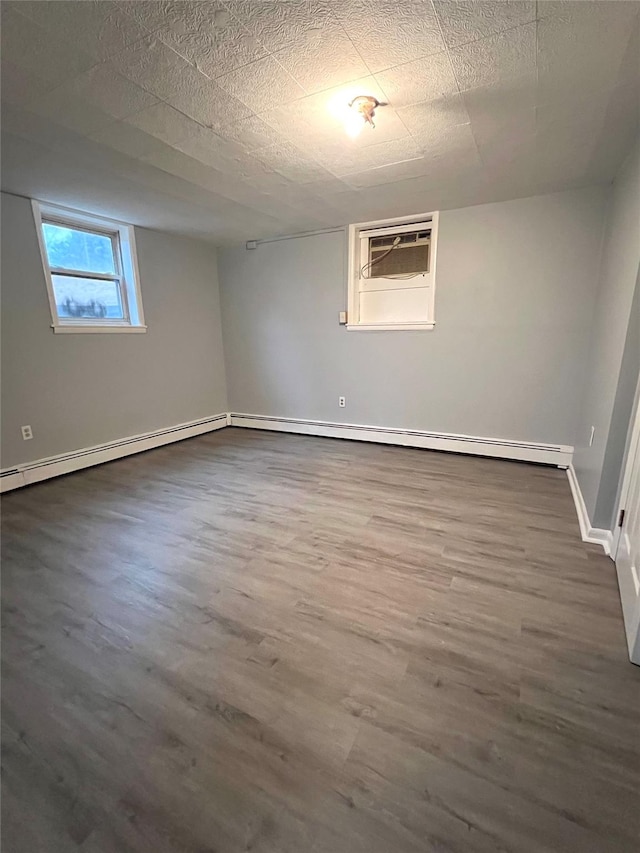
left=322, top=4, right=386, bottom=84
left=86, top=32, right=256, bottom=140
left=435, top=7, right=481, bottom=163
left=379, top=0, right=471, bottom=159
left=431, top=2, right=539, bottom=52
left=369, top=0, right=445, bottom=142
left=341, top=155, right=425, bottom=181
left=9, top=0, right=149, bottom=63
left=256, top=50, right=313, bottom=100
left=115, top=1, right=175, bottom=47
left=14, top=85, right=266, bottom=204
left=2, top=5, right=109, bottom=85
left=101, top=28, right=254, bottom=123
left=4, top=107, right=125, bottom=163
left=115, top=0, right=185, bottom=41
left=133, top=141, right=320, bottom=224
left=121, top=100, right=228, bottom=156
left=255, top=143, right=353, bottom=184
left=535, top=2, right=540, bottom=135
left=447, top=21, right=541, bottom=96
left=410, top=2, right=455, bottom=152
left=146, top=5, right=270, bottom=85
left=13, top=128, right=272, bottom=233
left=246, top=109, right=341, bottom=172
left=26, top=73, right=163, bottom=129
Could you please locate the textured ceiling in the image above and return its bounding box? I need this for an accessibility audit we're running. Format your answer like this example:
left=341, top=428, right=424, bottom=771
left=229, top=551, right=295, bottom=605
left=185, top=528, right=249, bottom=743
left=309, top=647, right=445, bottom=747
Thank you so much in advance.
left=2, top=0, right=639, bottom=243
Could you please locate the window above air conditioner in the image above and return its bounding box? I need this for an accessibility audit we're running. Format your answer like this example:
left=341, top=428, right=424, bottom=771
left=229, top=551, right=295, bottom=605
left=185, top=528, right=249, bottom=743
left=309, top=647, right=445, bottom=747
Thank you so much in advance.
left=347, top=212, right=439, bottom=331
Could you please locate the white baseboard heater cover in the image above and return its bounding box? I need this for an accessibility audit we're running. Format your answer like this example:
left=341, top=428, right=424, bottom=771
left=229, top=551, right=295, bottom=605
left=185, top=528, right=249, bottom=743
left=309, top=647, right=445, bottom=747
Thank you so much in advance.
left=229, top=413, right=573, bottom=467
left=0, top=414, right=228, bottom=493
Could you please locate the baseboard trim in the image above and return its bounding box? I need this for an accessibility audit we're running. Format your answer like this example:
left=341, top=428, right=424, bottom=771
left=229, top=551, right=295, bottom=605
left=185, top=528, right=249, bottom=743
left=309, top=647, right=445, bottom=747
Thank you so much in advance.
left=566, top=464, right=613, bottom=555
left=0, top=413, right=228, bottom=493
left=229, top=413, right=573, bottom=467
left=0, top=412, right=580, bottom=498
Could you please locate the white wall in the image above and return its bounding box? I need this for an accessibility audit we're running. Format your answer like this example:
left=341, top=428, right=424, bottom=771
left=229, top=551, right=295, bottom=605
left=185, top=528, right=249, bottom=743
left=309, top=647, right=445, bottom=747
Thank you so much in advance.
left=218, top=186, right=608, bottom=447
left=573, top=140, right=640, bottom=528
left=1, top=191, right=228, bottom=468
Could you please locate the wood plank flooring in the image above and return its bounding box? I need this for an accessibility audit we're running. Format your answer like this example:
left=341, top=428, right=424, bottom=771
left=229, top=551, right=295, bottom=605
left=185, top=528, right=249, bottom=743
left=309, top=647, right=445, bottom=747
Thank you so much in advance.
left=2, top=428, right=639, bottom=853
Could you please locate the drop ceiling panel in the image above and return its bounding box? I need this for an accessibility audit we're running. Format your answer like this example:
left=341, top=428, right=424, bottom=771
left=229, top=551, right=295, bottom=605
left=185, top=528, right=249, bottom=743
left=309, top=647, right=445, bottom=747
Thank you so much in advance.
left=2, top=0, right=639, bottom=244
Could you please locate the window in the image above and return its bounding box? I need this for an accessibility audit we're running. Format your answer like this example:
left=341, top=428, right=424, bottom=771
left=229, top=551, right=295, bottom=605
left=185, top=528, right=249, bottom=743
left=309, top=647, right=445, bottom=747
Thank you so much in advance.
left=347, top=212, right=439, bottom=330
left=32, top=201, right=145, bottom=333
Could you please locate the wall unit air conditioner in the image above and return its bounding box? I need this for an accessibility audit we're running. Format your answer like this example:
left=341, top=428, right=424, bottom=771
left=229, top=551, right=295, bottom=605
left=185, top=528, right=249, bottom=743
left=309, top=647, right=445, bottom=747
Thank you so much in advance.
left=367, top=228, right=431, bottom=278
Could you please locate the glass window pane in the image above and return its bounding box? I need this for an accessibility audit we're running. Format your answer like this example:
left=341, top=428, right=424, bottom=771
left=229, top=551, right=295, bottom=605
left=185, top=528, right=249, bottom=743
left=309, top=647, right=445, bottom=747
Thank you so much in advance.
left=52, top=275, right=125, bottom=320
left=43, top=223, right=116, bottom=274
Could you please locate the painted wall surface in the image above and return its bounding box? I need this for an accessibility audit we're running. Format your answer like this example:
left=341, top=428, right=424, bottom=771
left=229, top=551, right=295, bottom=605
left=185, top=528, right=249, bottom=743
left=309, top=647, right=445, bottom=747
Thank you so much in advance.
left=1, top=191, right=228, bottom=467
left=595, top=270, right=640, bottom=528
left=219, top=186, right=607, bottom=447
left=573, top=140, right=640, bottom=527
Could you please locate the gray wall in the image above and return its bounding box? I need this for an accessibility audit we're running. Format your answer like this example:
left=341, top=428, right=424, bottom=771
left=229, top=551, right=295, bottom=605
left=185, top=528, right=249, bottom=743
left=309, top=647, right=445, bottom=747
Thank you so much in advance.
left=595, top=269, right=640, bottom=528
left=1, top=191, right=227, bottom=468
left=573, top=140, right=640, bottom=527
left=219, top=186, right=608, bottom=447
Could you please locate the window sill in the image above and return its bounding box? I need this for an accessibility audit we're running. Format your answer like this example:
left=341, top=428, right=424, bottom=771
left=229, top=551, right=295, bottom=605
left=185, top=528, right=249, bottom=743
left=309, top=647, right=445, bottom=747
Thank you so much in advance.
left=52, top=325, right=147, bottom=334
left=346, top=322, right=435, bottom=331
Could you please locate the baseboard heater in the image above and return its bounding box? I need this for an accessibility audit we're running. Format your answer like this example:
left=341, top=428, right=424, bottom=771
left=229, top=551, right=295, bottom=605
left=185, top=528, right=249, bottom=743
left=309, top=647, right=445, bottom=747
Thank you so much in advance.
left=1, top=412, right=573, bottom=494
left=0, top=414, right=228, bottom=493
left=229, top=413, right=573, bottom=467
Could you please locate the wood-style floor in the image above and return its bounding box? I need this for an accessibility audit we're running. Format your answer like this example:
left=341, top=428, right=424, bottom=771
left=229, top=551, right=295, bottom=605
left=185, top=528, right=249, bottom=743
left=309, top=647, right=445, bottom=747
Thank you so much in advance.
left=2, top=428, right=639, bottom=853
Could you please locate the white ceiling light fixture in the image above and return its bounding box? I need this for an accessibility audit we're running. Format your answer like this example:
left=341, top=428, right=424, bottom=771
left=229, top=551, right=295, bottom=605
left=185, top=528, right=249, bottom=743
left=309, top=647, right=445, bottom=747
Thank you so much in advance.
left=345, top=95, right=385, bottom=138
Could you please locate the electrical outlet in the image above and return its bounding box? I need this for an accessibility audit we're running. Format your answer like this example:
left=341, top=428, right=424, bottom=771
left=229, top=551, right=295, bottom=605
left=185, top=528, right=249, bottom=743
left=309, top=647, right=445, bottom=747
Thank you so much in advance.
left=21, top=425, right=33, bottom=441
left=339, top=396, right=346, bottom=408
left=589, top=425, right=595, bottom=447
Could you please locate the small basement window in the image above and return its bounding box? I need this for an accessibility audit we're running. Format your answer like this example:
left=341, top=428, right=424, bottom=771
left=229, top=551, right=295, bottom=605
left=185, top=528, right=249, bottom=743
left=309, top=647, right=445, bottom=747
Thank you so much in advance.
left=347, top=211, right=439, bottom=330
left=32, top=201, right=146, bottom=334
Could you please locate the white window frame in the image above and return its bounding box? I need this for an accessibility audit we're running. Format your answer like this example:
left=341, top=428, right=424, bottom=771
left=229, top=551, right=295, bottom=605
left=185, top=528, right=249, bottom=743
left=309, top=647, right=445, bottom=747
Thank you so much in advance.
left=32, top=200, right=146, bottom=334
left=347, top=211, right=439, bottom=331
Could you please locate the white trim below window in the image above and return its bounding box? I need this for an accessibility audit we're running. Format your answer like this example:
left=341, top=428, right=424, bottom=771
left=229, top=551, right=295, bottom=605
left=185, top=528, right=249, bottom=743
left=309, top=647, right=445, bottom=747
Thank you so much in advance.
left=346, top=322, right=435, bottom=331
left=51, top=324, right=148, bottom=334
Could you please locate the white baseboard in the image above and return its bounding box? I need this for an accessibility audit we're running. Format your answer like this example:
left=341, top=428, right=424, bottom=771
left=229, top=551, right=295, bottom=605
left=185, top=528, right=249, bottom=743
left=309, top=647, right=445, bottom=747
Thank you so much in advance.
left=0, top=411, right=580, bottom=501
left=229, top=413, right=574, bottom=467
left=566, top=464, right=613, bottom=555
left=0, top=413, right=228, bottom=493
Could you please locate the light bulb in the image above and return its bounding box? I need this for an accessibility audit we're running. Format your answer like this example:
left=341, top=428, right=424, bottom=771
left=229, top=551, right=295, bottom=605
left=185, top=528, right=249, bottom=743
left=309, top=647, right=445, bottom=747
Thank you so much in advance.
left=344, top=111, right=364, bottom=138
